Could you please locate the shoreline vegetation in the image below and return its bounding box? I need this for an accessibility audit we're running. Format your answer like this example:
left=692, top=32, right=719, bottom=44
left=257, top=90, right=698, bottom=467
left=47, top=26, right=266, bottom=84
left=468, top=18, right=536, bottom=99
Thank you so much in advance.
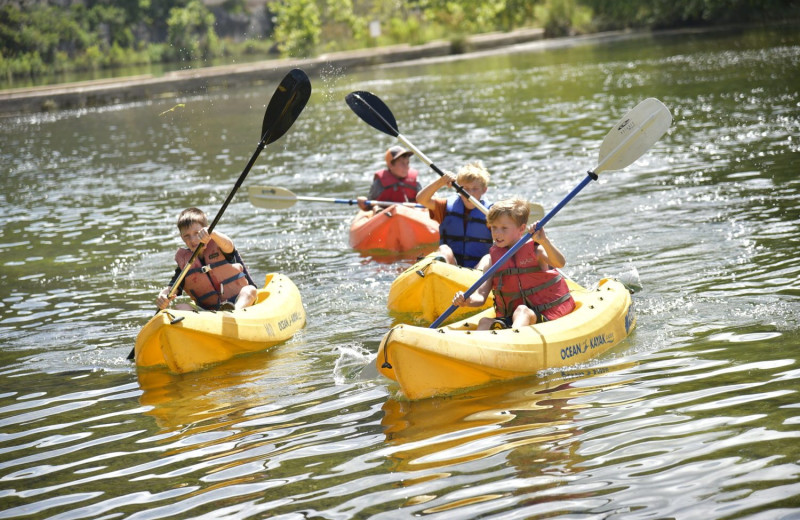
left=1, top=0, right=797, bottom=114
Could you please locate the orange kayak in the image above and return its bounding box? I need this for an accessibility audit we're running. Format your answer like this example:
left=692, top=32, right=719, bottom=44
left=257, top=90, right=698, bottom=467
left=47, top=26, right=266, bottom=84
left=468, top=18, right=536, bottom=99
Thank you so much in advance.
left=349, top=204, right=439, bottom=253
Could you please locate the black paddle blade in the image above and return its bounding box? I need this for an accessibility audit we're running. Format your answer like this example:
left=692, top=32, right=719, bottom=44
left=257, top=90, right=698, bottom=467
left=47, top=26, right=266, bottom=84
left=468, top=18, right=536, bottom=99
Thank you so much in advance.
left=345, top=91, right=399, bottom=137
left=261, top=68, right=312, bottom=144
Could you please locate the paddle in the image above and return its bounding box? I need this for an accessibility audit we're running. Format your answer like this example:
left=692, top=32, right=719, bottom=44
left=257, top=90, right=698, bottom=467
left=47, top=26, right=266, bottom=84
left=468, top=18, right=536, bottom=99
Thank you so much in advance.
left=128, top=69, right=312, bottom=361
left=345, top=90, right=490, bottom=215
left=429, top=98, right=672, bottom=329
left=248, top=185, right=426, bottom=210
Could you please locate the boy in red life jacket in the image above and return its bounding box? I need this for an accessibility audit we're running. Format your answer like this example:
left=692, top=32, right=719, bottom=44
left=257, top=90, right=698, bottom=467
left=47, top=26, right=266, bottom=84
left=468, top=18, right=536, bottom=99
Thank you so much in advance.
left=452, top=198, right=575, bottom=330
left=416, top=161, right=493, bottom=268
left=156, top=208, right=258, bottom=312
left=357, top=145, right=421, bottom=211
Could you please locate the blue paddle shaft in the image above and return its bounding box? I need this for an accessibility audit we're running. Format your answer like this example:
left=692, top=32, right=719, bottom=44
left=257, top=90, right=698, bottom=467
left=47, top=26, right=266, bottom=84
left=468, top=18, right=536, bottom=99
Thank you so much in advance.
left=429, top=172, right=596, bottom=329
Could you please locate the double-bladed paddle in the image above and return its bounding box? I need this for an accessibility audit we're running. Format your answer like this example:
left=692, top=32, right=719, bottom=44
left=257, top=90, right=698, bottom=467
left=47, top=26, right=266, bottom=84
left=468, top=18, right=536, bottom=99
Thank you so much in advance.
left=345, top=91, right=490, bottom=215
left=128, top=68, right=312, bottom=361
left=429, top=98, right=673, bottom=328
left=248, top=185, right=426, bottom=210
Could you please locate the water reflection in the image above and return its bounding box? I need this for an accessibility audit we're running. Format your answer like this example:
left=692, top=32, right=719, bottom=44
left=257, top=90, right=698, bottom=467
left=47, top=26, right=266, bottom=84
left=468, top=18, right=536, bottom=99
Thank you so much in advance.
left=381, top=364, right=636, bottom=472
left=137, top=350, right=289, bottom=431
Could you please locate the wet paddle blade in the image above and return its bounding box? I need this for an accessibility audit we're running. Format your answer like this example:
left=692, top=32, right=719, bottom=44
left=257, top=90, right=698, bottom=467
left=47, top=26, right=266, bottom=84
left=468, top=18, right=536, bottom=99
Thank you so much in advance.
left=262, top=68, right=312, bottom=144
left=248, top=185, right=298, bottom=209
left=345, top=91, right=400, bottom=137
left=527, top=202, right=545, bottom=223
left=596, top=98, right=672, bottom=174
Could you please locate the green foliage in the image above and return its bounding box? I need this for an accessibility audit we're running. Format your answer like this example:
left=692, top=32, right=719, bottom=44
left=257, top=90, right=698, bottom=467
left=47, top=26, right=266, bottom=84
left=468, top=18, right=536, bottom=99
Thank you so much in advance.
left=223, top=0, right=248, bottom=15
left=422, top=0, right=509, bottom=33
left=272, top=0, right=321, bottom=57
left=583, top=0, right=799, bottom=29
left=0, top=0, right=796, bottom=84
left=166, top=0, right=221, bottom=61
left=535, top=0, right=594, bottom=36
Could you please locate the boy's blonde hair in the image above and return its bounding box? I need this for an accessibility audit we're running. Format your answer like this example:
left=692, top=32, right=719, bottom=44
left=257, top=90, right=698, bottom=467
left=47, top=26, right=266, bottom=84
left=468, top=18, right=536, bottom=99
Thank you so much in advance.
left=177, top=207, right=208, bottom=231
left=456, top=161, right=490, bottom=189
left=487, top=197, right=529, bottom=227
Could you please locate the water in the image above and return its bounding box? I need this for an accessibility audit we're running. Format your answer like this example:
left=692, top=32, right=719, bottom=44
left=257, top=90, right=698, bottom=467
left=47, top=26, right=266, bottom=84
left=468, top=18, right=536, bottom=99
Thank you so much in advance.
left=2, top=26, right=799, bottom=518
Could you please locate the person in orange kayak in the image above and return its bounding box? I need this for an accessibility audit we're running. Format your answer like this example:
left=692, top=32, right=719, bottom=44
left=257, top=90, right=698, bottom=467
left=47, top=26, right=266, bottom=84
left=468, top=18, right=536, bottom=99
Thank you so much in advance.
left=156, top=207, right=257, bottom=312
left=357, top=145, right=421, bottom=210
left=416, top=161, right=492, bottom=268
left=452, top=197, right=575, bottom=330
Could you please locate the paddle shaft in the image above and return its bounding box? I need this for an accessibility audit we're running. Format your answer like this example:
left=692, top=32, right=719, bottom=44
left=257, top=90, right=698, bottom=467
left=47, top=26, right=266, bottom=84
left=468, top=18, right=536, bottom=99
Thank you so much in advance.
left=261, top=193, right=424, bottom=208
left=167, top=139, right=267, bottom=299
left=351, top=92, right=488, bottom=214
left=429, top=172, right=596, bottom=328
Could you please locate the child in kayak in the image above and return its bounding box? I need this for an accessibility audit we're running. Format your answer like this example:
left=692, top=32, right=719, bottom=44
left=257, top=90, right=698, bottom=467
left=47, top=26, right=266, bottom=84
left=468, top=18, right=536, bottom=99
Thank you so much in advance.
left=156, top=207, right=257, bottom=312
left=357, top=145, right=421, bottom=210
left=416, top=161, right=493, bottom=268
left=452, top=197, right=575, bottom=329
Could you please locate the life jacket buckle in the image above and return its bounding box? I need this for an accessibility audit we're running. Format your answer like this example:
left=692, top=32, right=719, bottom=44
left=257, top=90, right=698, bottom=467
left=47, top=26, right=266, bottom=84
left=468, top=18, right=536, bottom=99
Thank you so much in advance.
left=201, top=265, right=211, bottom=273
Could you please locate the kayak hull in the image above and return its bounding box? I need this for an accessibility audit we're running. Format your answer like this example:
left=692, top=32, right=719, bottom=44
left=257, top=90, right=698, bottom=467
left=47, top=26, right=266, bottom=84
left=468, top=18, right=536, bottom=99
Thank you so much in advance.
left=376, top=278, right=635, bottom=400
left=134, top=273, right=305, bottom=374
left=387, top=253, right=493, bottom=324
left=349, top=205, right=439, bottom=253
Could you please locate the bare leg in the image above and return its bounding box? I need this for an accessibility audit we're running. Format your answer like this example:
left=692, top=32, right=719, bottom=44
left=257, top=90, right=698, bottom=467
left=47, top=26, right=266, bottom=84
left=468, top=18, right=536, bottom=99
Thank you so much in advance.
left=235, top=285, right=258, bottom=309
left=511, top=306, right=538, bottom=329
left=437, top=244, right=457, bottom=265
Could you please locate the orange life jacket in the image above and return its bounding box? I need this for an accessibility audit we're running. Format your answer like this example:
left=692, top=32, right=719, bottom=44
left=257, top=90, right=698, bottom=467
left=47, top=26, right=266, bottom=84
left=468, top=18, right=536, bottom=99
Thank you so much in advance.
left=490, top=241, right=575, bottom=321
left=374, top=168, right=419, bottom=202
left=174, top=241, right=252, bottom=310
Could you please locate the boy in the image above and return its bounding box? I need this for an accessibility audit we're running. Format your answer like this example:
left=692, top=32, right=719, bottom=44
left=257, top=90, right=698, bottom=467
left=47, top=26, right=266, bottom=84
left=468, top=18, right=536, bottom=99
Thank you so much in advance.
left=357, top=145, right=421, bottom=210
left=452, top=198, right=575, bottom=329
left=156, top=207, right=257, bottom=312
left=416, top=161, right=493, bottom=268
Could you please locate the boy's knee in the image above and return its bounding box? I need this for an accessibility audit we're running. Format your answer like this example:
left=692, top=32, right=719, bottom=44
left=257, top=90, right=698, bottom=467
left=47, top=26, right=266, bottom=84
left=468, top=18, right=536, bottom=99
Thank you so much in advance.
left=238, top=286, right=257, bottom=305
left=477, top=316, right=494, bottom=330
left=438, top=244, right=456, bottom=265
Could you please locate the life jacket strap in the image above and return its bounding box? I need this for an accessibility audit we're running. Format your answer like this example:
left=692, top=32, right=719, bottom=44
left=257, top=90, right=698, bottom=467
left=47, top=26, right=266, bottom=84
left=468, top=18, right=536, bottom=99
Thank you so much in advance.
left=495, top=265, right=542, bottom=277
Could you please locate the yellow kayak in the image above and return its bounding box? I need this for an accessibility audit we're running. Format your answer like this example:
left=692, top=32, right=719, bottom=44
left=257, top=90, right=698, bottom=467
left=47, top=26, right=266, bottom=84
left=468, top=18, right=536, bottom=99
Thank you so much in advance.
left=377, top=278, right=635, bottom=400
left=134, top=273, right=305, bottom=374
left=387, top=253, right=493, bottom=324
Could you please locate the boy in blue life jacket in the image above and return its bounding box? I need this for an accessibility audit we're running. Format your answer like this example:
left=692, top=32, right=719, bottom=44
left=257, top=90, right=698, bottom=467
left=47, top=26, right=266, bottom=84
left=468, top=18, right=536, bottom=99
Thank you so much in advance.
left=156, top=207, right=257, bottom=312
left=416, top=161, right=493, bottom=268
left=452, top=198, right=575, bottom=330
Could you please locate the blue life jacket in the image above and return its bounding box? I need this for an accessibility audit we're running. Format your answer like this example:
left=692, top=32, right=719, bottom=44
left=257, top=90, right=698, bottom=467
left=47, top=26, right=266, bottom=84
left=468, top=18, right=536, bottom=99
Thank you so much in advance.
left=439, top=195, right=493, bottom=268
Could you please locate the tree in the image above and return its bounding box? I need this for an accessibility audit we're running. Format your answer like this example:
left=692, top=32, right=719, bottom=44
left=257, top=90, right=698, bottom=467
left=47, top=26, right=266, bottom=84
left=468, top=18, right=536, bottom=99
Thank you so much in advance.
left=272, top=0, right=321, bottom=57
left=166, top=0, right=220, bottom=61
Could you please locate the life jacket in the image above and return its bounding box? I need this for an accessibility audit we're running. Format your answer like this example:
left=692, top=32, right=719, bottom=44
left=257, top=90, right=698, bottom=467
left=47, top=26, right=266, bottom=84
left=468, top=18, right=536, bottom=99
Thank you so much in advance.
left=374, top=168, right=418, bottom=202
left=490, top=241, right=575, bottom=321
left=174, top=241, right=254, bottom=310
left=439, top=195, right=493, bottom=268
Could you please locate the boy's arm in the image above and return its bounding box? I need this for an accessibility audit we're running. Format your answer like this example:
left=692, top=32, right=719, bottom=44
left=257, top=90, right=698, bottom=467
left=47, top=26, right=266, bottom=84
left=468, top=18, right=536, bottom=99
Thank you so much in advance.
left=453, top=260, right=493, bottom=307
left=530, top=225, right=566, bottom=269
left=205, top=229, right=235, bottom=254
left=416, top=171, right=455, bottom=210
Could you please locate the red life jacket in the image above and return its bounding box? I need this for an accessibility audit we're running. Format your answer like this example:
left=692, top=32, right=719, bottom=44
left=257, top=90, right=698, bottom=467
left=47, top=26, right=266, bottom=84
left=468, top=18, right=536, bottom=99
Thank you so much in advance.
left=374, top=168, right=419, bottom=202
left=174, top=241, right=252, bottom=310
left=490, top=241, right=575, bottom=321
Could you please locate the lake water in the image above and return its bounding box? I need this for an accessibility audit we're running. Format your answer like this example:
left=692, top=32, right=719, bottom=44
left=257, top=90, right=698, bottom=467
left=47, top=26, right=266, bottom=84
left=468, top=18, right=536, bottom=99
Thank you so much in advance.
left=1, top=25, right=799, bottom=519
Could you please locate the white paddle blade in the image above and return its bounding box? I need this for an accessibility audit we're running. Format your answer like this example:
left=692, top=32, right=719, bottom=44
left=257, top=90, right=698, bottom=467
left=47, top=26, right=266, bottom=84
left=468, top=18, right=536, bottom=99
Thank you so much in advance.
left=527, top=202, right=545, bottom=224
left=596, top=98, right=672, bottom=174
left=248, top=185, right=298, bottom=209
